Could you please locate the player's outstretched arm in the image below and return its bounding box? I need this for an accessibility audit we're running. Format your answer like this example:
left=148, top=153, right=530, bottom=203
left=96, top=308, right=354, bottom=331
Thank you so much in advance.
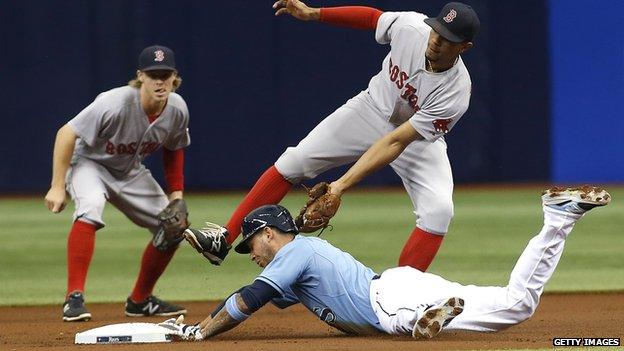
left=330, top=122, right=423, bottom=195
left=274, top=0, right=383, bottom=30
left=199, top=279, right=281, bottom=338
left=44, top=124, right=78, bottom=213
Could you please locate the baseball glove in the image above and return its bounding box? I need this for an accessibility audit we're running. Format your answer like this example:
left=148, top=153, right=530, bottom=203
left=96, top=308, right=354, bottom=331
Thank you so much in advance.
left=295, top=182, right=341, bottom=233
left=153, top=199, right=190, bottom=251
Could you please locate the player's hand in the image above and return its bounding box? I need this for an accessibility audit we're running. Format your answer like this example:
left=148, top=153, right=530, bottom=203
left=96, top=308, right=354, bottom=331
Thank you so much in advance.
left=273, top=0, right=320, bottom=21
left=45, top=186, right=67, bottom=213
left=158, top=315, right=204, bottom=341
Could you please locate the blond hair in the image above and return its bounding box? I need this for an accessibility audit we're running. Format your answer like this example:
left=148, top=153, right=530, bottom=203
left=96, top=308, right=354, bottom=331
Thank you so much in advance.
left=128, top=71, right=182, bottom=92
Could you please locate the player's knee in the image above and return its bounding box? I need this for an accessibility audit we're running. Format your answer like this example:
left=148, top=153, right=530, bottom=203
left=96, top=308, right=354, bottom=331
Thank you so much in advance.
left=436, top=199, right=454, bottom=223
left=508, top=292, right=539, bottom=325
left=416, top=197, right=454, bottom=234
left=511, top=306, right=536, bottom=325
left=75, top=195, right=106, bottom=223
left=520, top=295, right=539, bottom=321
left=275, top=147, right=316, bottom=184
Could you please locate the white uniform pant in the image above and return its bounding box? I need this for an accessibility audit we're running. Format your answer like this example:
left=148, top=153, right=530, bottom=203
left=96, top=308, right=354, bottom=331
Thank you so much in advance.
left=369, top=207, right=581, bottom=334
left=275, top=91, right=454, bottom=234
left=66, top=157, right=169, bottom=232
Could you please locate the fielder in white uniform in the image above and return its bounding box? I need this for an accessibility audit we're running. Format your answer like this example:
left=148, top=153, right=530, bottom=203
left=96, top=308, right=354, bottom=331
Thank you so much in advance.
left=161, top=186, right=611, bottom=340
left=45, top=45, right=190, bottom=321
left=193, top=1, right=481, bottom=272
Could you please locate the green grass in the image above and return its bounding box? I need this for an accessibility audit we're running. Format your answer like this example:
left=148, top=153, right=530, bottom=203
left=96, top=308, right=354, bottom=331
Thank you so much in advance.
left=0, top=186, right=622, bottom=305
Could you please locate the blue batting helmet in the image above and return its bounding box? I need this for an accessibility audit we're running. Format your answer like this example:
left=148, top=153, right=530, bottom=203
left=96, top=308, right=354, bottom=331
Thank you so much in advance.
left=234, top=204, right=298, bottom=254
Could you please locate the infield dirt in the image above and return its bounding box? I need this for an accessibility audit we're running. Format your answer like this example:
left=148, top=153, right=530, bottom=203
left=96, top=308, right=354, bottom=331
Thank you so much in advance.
left=1, top=292, right=622, bottom=351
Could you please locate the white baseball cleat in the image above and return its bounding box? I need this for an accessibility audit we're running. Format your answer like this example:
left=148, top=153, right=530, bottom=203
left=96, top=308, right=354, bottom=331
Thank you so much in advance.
left=542, top=185, right=611, bottom=214
left=412, top=297, right=464, bottom=339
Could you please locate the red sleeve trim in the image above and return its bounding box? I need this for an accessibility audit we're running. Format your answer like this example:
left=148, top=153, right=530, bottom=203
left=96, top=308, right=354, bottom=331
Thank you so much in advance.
left=319, top=6, right=383, bottom=30
left=163, top=148, right=184, bottom=192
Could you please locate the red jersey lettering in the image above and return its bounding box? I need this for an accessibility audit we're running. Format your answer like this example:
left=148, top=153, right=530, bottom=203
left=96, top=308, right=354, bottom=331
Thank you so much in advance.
left=396, top=71, right=408, bottom=89
left=389, top=59, right=421, bottom=112
left=105, top=141, right=159, bottom=156
left=105, top=141, right=116, bottom=155
left=432, top=118, right=453, bottom=133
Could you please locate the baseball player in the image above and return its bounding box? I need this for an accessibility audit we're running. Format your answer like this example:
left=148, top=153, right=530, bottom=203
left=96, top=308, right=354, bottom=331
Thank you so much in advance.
left=44, top=45, right=190, bottom=322
left=165, top=185, right=610, bottom=340
left=190, top=1, right=480, bottom=271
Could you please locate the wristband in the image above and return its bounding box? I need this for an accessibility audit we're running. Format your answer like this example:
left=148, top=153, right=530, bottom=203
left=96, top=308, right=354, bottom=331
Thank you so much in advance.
left=225, top=294, right=250, bottom=321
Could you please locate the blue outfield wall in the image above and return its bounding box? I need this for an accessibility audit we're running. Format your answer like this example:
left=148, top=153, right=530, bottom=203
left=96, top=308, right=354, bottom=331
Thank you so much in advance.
left=549, top=0, right=624, bottom=183
left=0, top=1, right=551, bottom=193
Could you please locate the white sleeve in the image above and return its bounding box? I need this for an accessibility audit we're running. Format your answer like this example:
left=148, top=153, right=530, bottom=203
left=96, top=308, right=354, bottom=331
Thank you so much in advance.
left=375, top=12, right=402, bottom=44
left=375, top=12, right=429, bottom=45
left=408, top=93, right=470, bottom=141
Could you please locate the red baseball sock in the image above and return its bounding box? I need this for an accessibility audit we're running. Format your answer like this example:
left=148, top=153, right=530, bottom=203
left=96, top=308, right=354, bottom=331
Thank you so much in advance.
left=225, top=165, right=292, bottom=245
left=66, top=220, right=96, bottom=298
left=130, top=243, right=177, bottom=303
left=398, top=227, right=444, bottom=271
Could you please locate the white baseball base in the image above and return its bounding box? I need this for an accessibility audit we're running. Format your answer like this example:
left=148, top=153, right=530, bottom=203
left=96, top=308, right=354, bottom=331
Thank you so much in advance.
left=74, top=323, right=175, bottom=344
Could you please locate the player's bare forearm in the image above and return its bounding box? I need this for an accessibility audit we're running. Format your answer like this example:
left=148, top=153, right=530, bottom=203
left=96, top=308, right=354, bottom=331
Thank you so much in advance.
left=331, top=138, right=404, bottom=194
left=199, top=294, right=250, bottom=339
left=45, top=124, right=78, bottom=212
left=331, top=122, right=422, bottom=195
left=50, top=124, right=77, bottom=188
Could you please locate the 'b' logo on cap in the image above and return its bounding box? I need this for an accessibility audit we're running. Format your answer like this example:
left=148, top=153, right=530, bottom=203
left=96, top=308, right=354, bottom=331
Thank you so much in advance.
left=154, top=50, right=165, bottom=62
left=443, top=9, right=457, bottom=23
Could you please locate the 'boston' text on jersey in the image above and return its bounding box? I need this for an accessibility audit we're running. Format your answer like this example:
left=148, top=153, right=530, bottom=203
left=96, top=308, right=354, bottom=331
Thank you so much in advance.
left=105, top=140, right=159, bottom=156
left=388, top=58, right=420, bottom=112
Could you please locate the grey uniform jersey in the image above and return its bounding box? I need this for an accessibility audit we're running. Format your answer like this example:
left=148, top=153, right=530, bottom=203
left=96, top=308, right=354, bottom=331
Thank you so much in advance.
left=66, top=86, right=190, bottom=229
left=68, top=86, right=190, bottom=177
left=369, top=11, right=472, bottom=141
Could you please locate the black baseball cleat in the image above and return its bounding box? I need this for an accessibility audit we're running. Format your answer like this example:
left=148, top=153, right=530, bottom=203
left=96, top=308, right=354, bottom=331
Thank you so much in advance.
left=62, top=291, right=92, bottom=322
left=412, top=297, right=464, bottom=339
left=125, top=295, right=187, bottom=317
left=542, top=185, right=611, bottom=214
left=183, top=223, right=230, bottom=265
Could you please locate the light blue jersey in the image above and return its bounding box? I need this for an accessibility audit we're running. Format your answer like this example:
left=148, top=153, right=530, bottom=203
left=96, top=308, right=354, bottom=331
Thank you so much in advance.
left=256, top=235, right=383, bottom=334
